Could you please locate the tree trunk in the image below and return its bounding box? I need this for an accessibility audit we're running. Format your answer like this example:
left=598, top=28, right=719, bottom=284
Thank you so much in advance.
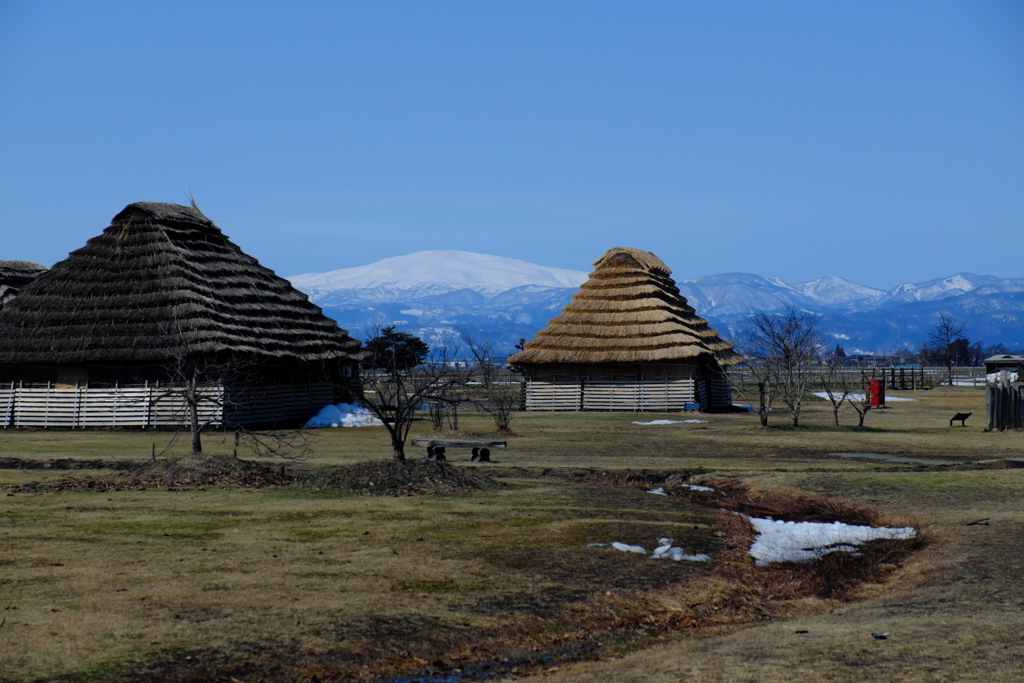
left=758, top=382, right=769, bottom=427
left=391, top=439, right=406, bottom=462
left=190, top=398, right=202, bottom=454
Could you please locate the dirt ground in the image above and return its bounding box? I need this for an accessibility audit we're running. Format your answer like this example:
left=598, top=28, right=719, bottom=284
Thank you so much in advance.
left=516, top=467, right=1024, bottom=682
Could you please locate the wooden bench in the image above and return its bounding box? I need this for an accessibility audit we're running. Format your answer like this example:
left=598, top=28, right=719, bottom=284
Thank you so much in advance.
left=950, top=412, right=972, bottom=427
left=410, top=439, right=507, bottom=462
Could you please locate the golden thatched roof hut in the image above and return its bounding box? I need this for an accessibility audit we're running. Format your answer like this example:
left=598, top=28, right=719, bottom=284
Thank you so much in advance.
left=0, top=202, right=362, bottom=428
left=508, top=246, right=741, bottom=411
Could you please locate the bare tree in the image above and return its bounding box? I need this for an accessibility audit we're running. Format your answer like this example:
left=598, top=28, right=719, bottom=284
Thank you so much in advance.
left=460, top=330, right=497, bottom=388
left=462, top=332, right=519, bottom=434
left=819, top=359, right=850, bottom=427
left=739, top=306, right=822, bottom=427
left=152, top=320, right=251, bottom=455
left=928, top=312, right=968, bottom=387
left=154, top=321, right=314, bottom=459
left=358, top=325, right=468, bottom=461
left=847, top=371, right=874, bottom=427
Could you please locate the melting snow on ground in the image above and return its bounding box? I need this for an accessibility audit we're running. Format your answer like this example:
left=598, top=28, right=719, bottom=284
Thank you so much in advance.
left=305, top=403, right=383, bottom=428
left=745, top=516, right=916, bottom=566
left=591, top=538, right=710, bottom=562
left=632, top=419, right=708, bottom=425
left=812, top=392, right=917, bottom=402
left=648, top=483, right=714, bottom=495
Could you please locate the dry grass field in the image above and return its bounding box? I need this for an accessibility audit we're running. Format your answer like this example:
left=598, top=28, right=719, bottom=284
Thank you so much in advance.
left=2, top=386, right=1022, bottom=682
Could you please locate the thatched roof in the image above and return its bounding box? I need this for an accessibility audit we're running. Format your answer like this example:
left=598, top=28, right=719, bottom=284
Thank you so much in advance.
left=508, top=246, right=742, bottom=366
left=0, top=260, right=48, bottom=309
left=0, top=260, right=48, bottom=281
left=0, top=202, right=362, bottom=365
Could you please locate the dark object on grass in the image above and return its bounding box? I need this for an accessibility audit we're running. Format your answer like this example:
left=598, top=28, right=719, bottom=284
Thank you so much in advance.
left=871, top=633, right=889, bottom=640
left=966, top=518, right=991, bottom=526
left=426, top=446, right=446, bottom=462
left=950, top=412, right=972, bottom=427
left=411, top=439, right=505, bottom=462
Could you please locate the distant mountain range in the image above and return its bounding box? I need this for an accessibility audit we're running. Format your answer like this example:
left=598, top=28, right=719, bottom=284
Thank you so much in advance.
left=288, top=251, right=1024, bottom=357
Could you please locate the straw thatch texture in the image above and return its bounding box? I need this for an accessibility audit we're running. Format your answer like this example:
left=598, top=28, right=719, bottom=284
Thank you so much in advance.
left=0, top=203, right=362, bottom=365
left=0, top=260, right=47, bottom=310
left=508, top=247, right=742, bottom=367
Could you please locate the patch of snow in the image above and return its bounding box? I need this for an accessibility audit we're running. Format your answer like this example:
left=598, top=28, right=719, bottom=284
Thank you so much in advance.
left=599, top=538, right=710, bottom=562
left=745, top=515, right=916, bottom=566
left=305, top=403, right=383, bottom=428
left=648, top=487, right=668, bottom=496
left=632, top=419, right=708, bottom=425
left=652, top=547, right=711, bottom=562
left=399, top=308, right=424, bottom=316
left=611, top=542, right=648, bottom=554
left=987, top=372, right=1019, bottom=383
left=681, top=483, right=715, bottom=492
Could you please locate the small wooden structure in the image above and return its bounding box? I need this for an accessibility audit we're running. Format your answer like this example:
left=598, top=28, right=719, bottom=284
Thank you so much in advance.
left=984, top=354, right=1024, bottom=376
left=0, top=260, right=47, bottom=310
left=509, top=247, right=742, bottom=412
left=0, top=202, right=362, bottom=428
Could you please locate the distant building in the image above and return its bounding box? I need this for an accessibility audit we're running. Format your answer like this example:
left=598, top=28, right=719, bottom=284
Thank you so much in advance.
left=509, top=247, right=742, bottom=411
left=984, top=354, right=1024, bottom=376
left=0, top=260, right=47, bottom=310
left=0, top=202, right=362, bottom=428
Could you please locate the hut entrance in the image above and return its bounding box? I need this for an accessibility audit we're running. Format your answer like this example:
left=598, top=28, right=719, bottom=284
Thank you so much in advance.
left=55, top=367, right=90, bottom=388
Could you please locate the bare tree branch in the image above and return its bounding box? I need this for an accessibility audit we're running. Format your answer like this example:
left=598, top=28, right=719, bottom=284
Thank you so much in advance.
left=738, top=306, right=822, bottom=428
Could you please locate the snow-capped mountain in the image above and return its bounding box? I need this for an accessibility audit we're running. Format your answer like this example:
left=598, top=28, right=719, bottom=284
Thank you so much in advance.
left=881, top=273, right=1024, bottom=306
left=289, top=251, right=587, bottom=306
left=789, top=275, right=886, bottom=307
left=287, top=252, right=1024, bottom=355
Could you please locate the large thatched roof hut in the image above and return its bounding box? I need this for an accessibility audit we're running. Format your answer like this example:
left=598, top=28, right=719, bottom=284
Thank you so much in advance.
left=509, top=247, right=741, bottom=411
left=0, top=202, right=362, bottom=428
left=0, top=260, right=47, bottom=310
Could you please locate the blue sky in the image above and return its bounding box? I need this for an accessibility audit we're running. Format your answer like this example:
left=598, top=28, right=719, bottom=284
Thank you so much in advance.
left=2, top=1, right=1022, bottom=289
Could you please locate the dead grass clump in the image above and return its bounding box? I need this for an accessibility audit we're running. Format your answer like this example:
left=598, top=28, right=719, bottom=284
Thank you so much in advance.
left=297, top=459, right=500, bottom=496
left=666, top=474, right=882, bottom=526
left=0, top=456, right=141, bottom=471
left=29, top=454, right=295, bottom=491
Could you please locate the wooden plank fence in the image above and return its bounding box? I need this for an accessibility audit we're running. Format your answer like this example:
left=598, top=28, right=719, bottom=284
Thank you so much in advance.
left=0, top=382, right=332, bottom=429
left=525, top=377, right=709, bottom=412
